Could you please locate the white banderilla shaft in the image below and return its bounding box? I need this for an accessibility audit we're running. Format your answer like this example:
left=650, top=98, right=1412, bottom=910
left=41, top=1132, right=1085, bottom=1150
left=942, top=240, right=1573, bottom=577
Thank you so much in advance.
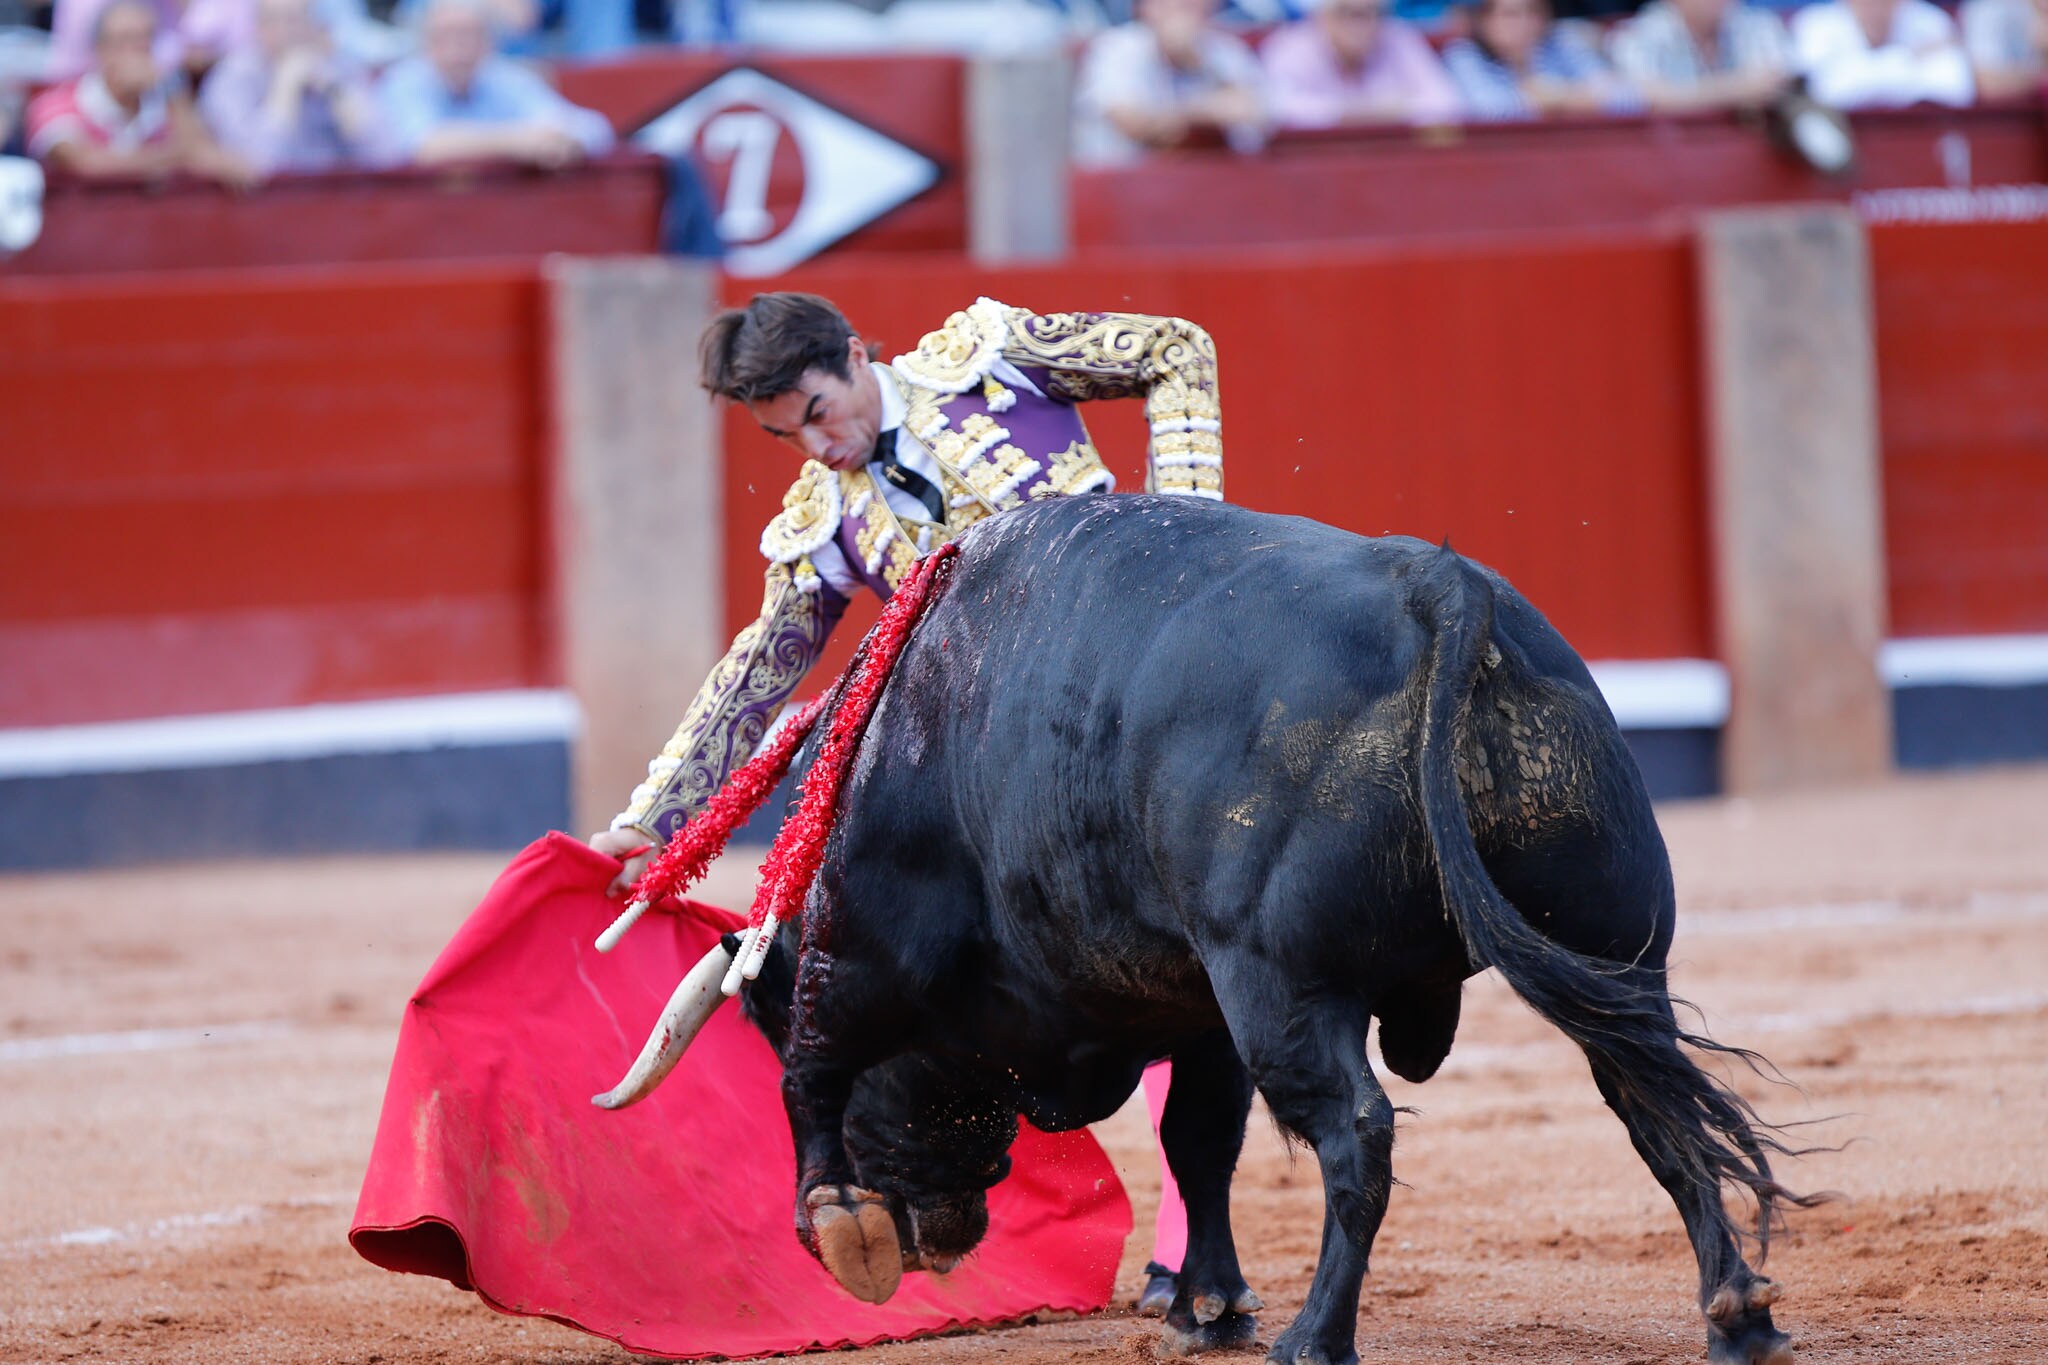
left=596, top=899, right=651, bottom=953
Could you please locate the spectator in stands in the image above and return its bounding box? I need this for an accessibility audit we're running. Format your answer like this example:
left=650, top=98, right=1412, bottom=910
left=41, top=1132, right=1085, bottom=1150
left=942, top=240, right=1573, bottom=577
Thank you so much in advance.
left=377, top=0, right=612, bottom=167
left=1072, top=0, right=1268, bottom=165
left=179, top=0, right=419, bottom=71
left=199, top=0, right=398, bottom=172
left=47, top=0, right=182, bottom=80
left=1791, top=0, right=1974, bottom=106
left=1961, top=0, right=2048, bottom=97
left=1609, top=0, right=1794, bottom=109
left=1442, top=0, right=1644, bottom=117
left=26, top=0, right=257, bottom=182
left=1260, top=0, right=1465, bottom=126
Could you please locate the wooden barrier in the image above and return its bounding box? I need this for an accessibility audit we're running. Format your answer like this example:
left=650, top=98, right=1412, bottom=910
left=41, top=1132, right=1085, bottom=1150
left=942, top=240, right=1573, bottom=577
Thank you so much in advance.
left=1871, top=220, right=2048, bottom=639
left=0, top=262, right=550, bottom=726
left=0, top=155, right=665, bottom=278
left=7, top=218, right=2044, bottom=742
left=1699, top=206, right=1891, bottom=792
left=1074, top=106, right=2048, bottom=252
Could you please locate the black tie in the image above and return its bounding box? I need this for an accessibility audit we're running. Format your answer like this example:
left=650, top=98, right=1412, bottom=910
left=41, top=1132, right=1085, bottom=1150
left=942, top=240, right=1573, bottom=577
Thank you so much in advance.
left=875, top=430, right=947, bottom=523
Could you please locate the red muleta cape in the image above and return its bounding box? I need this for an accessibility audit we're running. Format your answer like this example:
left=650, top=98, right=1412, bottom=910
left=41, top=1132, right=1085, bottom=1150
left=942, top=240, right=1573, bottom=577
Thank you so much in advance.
left=351, top=833, right=1132, bottom=1359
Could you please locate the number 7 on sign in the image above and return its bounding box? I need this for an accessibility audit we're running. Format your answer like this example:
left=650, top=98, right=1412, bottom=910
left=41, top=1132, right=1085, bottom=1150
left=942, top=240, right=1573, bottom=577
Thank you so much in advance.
left=703, top=110, right=782, bottom=245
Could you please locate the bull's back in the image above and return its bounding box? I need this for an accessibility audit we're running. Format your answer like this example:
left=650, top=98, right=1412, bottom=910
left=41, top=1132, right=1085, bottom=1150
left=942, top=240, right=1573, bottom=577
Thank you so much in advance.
left=860, top=495, right=1667, bottom=1006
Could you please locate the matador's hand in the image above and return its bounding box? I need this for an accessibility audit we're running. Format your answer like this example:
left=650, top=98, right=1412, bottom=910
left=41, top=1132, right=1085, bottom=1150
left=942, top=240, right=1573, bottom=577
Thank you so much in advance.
left=590, top=827, right=657, bottom=900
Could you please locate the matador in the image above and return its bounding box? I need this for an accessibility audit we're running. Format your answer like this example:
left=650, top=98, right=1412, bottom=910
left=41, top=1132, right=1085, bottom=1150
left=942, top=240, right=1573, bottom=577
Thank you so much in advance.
left=591, top=290, right=1226, bottom=1316
left=597, top=291, right=1224, bottom=855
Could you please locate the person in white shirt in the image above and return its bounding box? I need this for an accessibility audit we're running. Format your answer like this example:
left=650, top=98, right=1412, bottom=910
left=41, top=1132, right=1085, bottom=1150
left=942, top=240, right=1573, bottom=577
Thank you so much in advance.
left=1073, top=0, right=1268, bottom=167
left=1791, top=0, right=1974, bottom=107
left=1960, top=0, right=2048, bottom=98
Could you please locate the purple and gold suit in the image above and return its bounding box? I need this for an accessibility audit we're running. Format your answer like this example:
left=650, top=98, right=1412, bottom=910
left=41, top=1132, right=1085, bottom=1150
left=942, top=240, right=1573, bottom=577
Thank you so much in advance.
left=610, top=298, right=1226, bottom=842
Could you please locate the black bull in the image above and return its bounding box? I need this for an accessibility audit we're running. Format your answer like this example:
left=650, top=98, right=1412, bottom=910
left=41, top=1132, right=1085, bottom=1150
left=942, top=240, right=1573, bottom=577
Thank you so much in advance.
left=658, top=495, right=1812, bottom=1365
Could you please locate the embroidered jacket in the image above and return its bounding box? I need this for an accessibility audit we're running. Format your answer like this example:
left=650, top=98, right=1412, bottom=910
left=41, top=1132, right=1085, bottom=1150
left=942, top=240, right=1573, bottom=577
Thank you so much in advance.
left=612, top=298, right=1225, bottom=841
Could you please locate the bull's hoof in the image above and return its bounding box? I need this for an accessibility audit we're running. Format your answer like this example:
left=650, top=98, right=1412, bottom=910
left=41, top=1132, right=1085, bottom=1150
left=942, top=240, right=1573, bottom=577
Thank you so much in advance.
left=1137, top=1262, right=1178, bottom=1318
left=806, top=1186, right=902, bottom=1305
left=1266, top=1320, right=1358, bottom=1365
left=1158, top=1309, right=1257, bottom=1357
left=1705, top=1277, right=1794, bottom=1365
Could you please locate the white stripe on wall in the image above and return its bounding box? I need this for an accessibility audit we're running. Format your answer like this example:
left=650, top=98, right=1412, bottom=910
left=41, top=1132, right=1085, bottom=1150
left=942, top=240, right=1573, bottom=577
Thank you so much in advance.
left=3, top=634, right=2044, bottom=782
left=1881, top=633, right=2048, bottom=688
left=1586, top=659, right=1730, bottom=730
left=0, top=690, right=582, bottom=779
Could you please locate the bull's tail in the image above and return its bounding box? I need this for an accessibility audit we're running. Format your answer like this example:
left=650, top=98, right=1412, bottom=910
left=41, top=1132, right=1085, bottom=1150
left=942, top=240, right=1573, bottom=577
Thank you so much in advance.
left=1409, top=548, right=1820, bottom=1273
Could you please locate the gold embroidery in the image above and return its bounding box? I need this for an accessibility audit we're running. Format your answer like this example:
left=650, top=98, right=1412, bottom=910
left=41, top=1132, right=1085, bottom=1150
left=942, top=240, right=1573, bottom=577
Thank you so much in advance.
left=1153, top=464, right=1223, bottom=497
left=1034, top=439, right=1115, bottom=499
left=848, top=468, right=923, bottom=592
left=962, top=443, right=1044, bottom=506
left=891, top=297, right=1012, bottom=395
left=614, top=561, right=838, bottom=837
left=759, top=460, right=844, bottom=564
left=995, top=307, right=1224, bottom=501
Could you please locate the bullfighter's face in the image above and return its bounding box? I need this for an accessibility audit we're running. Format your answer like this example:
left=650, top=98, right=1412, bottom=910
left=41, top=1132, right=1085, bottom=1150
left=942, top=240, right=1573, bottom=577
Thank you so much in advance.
left=746, top=338, right=885, bottom=474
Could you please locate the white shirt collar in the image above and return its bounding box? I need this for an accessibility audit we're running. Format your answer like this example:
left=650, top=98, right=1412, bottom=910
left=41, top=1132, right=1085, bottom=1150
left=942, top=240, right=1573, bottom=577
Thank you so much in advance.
left=873, top=361, right=906, bottom=434
left=76, top=72, right=169, bottom=149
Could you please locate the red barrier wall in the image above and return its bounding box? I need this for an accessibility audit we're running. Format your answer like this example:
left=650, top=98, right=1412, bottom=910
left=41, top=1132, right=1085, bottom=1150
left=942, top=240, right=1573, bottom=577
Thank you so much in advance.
left=1075, top=107, right=2048, bottom=252
left=9, top=219, right=2040, bottom=734
left=0, top=262, right=550, bottom=727
left=722, top=230, right=1714, bottom=679
left=1872, top=220, right=2048, bottom=639
left=0, top=156, right=665, bottom=278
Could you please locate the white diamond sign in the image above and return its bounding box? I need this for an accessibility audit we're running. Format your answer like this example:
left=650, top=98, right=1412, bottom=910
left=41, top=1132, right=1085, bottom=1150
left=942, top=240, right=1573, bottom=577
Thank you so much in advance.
left=0, top=156, right=44, bottom=257
left=635, top=68, right=941, bottom=277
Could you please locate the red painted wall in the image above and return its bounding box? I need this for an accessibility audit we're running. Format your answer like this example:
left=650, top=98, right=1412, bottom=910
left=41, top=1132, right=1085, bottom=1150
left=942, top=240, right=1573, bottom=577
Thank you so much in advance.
left=721, top=230, right=1714, bottom=683
left=8, top=219, right=2042, bottom=734
left=0, top=262, right=550, bottom=726
left=1872, top=220, right=2048, bottom=638
left=1074, top=107, right=2048, bottom=253
left=0, top=157, right=664, bottom=278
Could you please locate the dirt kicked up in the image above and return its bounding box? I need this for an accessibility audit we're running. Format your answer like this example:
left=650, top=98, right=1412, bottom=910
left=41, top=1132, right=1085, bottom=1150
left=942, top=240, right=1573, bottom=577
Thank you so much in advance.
left=3, top=766, right=2046, bottom=1365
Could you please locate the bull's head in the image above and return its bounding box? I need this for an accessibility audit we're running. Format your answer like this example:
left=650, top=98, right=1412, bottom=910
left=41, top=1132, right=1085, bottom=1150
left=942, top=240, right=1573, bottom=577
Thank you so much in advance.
left=591, top=927, right=1013, bottom=1286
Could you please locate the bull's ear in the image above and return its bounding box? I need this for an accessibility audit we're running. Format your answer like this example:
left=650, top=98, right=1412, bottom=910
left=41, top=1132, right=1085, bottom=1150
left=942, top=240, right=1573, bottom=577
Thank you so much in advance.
left=720, top=931, right=745, bottom=958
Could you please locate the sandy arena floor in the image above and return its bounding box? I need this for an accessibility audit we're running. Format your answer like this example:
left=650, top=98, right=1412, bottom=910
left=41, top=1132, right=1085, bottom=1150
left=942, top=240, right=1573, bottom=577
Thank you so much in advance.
left=3, top=766, right=2046, bottom=1364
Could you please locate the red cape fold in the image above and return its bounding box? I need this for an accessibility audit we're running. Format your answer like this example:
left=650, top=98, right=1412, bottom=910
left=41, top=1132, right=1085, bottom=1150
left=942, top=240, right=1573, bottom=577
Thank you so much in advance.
left=350, top=833, right=1132, bottom=1359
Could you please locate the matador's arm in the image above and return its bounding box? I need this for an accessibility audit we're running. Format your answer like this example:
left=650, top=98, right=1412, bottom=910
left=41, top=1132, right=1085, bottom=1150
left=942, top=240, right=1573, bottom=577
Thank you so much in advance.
left=609, top=560, right=847, bottom=842
left=998, top=307, right=1225, bottom=501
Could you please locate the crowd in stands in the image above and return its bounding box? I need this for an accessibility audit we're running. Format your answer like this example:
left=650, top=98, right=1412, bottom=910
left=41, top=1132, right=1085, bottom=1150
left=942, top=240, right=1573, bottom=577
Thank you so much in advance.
left=1072, top=0, right=2045, bottom=162
left=1, top=0, right=2042, bottom=176
left=1, top=0, right=615, bottom=178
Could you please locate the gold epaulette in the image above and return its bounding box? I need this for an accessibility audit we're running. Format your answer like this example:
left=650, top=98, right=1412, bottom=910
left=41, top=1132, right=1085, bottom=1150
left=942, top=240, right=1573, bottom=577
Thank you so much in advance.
left=759, top=460, right=844, bottom=568
left=892, top=297, right=1017, bottom=399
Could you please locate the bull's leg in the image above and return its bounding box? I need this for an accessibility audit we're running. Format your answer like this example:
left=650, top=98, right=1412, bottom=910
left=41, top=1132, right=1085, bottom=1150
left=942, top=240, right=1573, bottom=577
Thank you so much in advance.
left=783, top=1053, right=906, bottom=1305
left=1213, top=968, right=1388, bottom=1365
left=1156, top=1029, right=1263, bottom=1356
left=1590, top=1067, right=1793, bottom=1365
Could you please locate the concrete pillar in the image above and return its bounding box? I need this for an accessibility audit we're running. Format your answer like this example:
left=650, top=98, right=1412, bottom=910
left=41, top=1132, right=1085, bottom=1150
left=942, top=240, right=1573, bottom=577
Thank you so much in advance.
left=966, top=52, right=1070, bottom=265
left=545, top=257, right=725, bottom=837
left=1697, top=206, right=1892, bottom=793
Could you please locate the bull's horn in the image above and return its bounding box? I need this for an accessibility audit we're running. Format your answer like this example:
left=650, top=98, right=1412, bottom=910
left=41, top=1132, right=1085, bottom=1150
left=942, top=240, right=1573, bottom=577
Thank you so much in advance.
left=591, top=941, right=735, bottom=1110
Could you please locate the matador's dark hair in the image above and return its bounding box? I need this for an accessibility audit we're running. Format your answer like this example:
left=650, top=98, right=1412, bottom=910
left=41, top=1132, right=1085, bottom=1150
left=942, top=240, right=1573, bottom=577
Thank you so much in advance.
left=698, top=292, right=879, bottom=403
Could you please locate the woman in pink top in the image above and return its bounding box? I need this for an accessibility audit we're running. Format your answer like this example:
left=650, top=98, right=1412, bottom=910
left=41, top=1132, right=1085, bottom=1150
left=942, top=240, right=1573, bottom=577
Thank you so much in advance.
left=1261, top=0, right=1467, bottom=127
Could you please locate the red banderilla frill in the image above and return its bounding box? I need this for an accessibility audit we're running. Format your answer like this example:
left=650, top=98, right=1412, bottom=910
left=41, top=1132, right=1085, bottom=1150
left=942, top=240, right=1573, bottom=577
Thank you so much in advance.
left=595, top=542, right=963, bottom=996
